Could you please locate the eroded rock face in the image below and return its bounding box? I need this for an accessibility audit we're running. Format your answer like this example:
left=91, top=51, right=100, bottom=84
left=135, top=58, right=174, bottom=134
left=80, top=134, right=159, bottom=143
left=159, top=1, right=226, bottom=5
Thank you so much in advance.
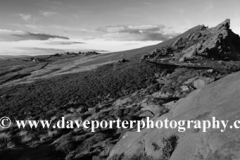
left=108, top=71, right=240, bottom=160
left=146, top=19, right=240, bottom=62
left=189, top=19, right=240, bottom=61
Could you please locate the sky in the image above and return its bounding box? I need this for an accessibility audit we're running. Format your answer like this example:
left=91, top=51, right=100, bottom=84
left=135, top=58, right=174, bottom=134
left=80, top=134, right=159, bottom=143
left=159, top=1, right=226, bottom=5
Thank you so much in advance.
left=0, top=0, right=240, bottom=55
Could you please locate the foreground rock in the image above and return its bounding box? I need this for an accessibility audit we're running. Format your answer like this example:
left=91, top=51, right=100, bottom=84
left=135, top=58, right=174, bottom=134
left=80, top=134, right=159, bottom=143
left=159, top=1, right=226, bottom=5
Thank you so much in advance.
left=108, top=70, right=240, bottom=160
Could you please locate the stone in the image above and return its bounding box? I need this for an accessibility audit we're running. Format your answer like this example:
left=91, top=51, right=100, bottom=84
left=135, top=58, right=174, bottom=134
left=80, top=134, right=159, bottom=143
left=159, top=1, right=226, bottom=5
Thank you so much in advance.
left=180, top=85, right=189, bottom=92
left=193, top=77, right=214, bottom=89
left=139, top=111, right=154, bottom=118
left=207, top=69, right=214, bottom=73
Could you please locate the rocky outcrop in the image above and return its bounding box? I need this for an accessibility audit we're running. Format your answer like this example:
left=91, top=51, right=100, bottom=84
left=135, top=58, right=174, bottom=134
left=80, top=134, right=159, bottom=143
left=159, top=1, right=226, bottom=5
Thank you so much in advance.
left=185, top=19, right=240, bottom=61
left=108, top=70, right=240, bottom=160
left=141, top=47, right=174, bottom=61
left=145, top=19, right=240, bottom=63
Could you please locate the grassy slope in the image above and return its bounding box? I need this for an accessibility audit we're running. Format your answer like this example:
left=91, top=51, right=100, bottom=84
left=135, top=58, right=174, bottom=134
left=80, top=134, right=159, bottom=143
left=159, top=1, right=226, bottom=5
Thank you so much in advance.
left=0, top=25, right=207, bottom=119
left=0, top=61, right=168, bottom=119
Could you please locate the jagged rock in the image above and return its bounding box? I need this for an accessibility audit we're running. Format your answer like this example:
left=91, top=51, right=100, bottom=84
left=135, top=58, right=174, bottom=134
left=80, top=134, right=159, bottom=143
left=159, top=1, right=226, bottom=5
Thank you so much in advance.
left=179, top=44, right=199, bottom=62
left=172, top=37, right=183, bottom=48
left=142, top=47, right=171, bottom=62
left=183, top=19, right=240, bottom=61
left=145, top=19, right=240, bottom=63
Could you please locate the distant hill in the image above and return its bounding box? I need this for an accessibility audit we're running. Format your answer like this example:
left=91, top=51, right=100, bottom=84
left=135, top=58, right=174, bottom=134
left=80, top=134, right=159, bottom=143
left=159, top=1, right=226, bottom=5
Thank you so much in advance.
left=0, top=55, right=30, bottom=60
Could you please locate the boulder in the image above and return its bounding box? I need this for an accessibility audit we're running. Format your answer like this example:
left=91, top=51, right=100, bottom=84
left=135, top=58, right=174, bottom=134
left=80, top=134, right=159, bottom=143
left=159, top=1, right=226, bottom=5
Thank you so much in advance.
left=193, top=77, right=214, bottom=89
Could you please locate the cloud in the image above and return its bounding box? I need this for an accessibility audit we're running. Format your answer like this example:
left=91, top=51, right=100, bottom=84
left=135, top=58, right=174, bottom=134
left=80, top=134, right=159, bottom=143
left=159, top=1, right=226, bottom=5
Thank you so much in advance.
left=142, top=2, right=154, bottom=6
left=97, top=24, right=178, bottom=41
left=18, top=47, right=66, bottom=53
left=14, top=32, right=69, bottom=41
left=51, top=25, right=95, bottom=33
left=46, top=41, right=85, bottom=45
left=19, top=14, right=35, bottom=23
left=40, top=11, right=58, bottom=17
left=0, top=29, right=69, bottom=42
left=25, top=24, right=41, bottom=30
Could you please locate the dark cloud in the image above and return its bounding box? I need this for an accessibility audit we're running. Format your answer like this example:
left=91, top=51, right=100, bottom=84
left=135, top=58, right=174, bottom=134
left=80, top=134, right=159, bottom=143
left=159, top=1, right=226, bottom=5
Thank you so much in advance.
left=46, top=41, right=85, bottom=45
left=97, top=25, right=179, bottom=41
left=17, top=47, right=66, bottom=53
left=12, top=32, right=69, bottom=41
left=0, top=29, right=69, bottom=41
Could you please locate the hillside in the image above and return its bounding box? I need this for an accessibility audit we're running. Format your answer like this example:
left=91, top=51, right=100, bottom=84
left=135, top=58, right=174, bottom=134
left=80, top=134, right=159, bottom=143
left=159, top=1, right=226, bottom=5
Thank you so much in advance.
left=1, top=19, right=240, bottom=160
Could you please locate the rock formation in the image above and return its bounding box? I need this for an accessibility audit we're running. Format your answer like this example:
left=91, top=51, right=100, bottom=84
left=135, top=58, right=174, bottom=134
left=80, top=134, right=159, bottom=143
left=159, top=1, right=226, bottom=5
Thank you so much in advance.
left=142, top=19, right=240, bottom=63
